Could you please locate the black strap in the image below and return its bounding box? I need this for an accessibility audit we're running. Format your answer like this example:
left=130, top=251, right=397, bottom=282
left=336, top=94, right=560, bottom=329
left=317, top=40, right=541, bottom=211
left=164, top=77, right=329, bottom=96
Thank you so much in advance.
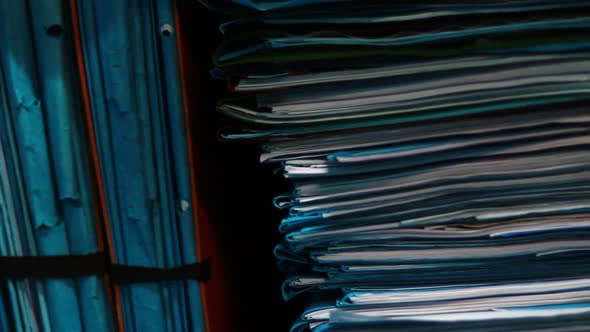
left=0, top=253, right=105, bottom=279
left=110, top=258, right=210, bottom=284
left=0, top=252, right=210, bottom=282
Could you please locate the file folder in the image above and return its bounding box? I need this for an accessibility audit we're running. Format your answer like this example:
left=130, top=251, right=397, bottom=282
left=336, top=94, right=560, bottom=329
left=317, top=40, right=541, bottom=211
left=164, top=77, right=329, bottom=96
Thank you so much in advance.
left=71, top=0, right=208, bottom=331
left=1, top=1, right=213, bottom=331
left=0, top=1, right=113, bottom=330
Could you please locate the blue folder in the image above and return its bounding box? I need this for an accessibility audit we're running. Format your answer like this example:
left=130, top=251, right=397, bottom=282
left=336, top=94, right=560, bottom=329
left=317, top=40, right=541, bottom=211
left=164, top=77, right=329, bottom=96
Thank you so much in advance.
left=74, top=0, right=206, bottom=331
left=0, top=1, right=113, bottom=331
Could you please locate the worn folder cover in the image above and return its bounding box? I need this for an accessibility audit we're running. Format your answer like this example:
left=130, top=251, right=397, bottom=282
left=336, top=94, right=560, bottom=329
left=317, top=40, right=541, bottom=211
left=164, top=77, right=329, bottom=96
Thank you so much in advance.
left=72, top=0, right=208, bottom=331
left=1, top=1, right=218, bottom=331
left=0, top=1, right=113, bottom=331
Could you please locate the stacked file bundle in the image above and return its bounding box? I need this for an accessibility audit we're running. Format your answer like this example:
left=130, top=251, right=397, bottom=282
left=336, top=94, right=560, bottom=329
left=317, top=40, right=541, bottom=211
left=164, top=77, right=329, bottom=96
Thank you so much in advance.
left=0, top=1, right=213, bottom=331
left=0, top=1, right=113, bottom=331
left=203, top=1, right=590, bottom=331
left=74, top=0, right=208, bottom=331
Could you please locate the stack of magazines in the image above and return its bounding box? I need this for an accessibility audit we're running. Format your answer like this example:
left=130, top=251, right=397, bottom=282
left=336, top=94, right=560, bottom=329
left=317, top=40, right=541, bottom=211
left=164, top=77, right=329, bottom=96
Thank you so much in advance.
left=202, top=1, right=590, bottom=331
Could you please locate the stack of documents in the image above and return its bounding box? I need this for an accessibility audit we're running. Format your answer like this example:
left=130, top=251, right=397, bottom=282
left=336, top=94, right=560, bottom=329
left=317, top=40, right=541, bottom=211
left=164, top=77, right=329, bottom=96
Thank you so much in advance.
left=203, top=1, right=590, bottom=331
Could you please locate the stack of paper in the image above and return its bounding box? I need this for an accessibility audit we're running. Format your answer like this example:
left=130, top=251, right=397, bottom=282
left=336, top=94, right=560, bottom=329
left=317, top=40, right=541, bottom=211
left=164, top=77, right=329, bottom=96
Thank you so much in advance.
left=202, top=1, right=590, bottom=331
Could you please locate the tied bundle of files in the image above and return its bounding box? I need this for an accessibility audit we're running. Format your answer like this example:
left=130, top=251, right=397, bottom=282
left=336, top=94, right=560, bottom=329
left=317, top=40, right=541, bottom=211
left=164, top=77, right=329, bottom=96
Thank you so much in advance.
left=0, top=1, right=208, bottom=331
left=201, top=1, right=590, bottom=331
left=0, top=2, right=113, bottom=331
left=75, top=0, right=207, bottom=330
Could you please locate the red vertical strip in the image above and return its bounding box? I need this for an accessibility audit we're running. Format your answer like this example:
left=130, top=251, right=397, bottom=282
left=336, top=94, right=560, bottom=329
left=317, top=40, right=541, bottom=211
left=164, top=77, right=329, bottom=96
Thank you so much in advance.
left=173, top=1, right=234, bottom=331
left=68, top=1, right=125, bottom=331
